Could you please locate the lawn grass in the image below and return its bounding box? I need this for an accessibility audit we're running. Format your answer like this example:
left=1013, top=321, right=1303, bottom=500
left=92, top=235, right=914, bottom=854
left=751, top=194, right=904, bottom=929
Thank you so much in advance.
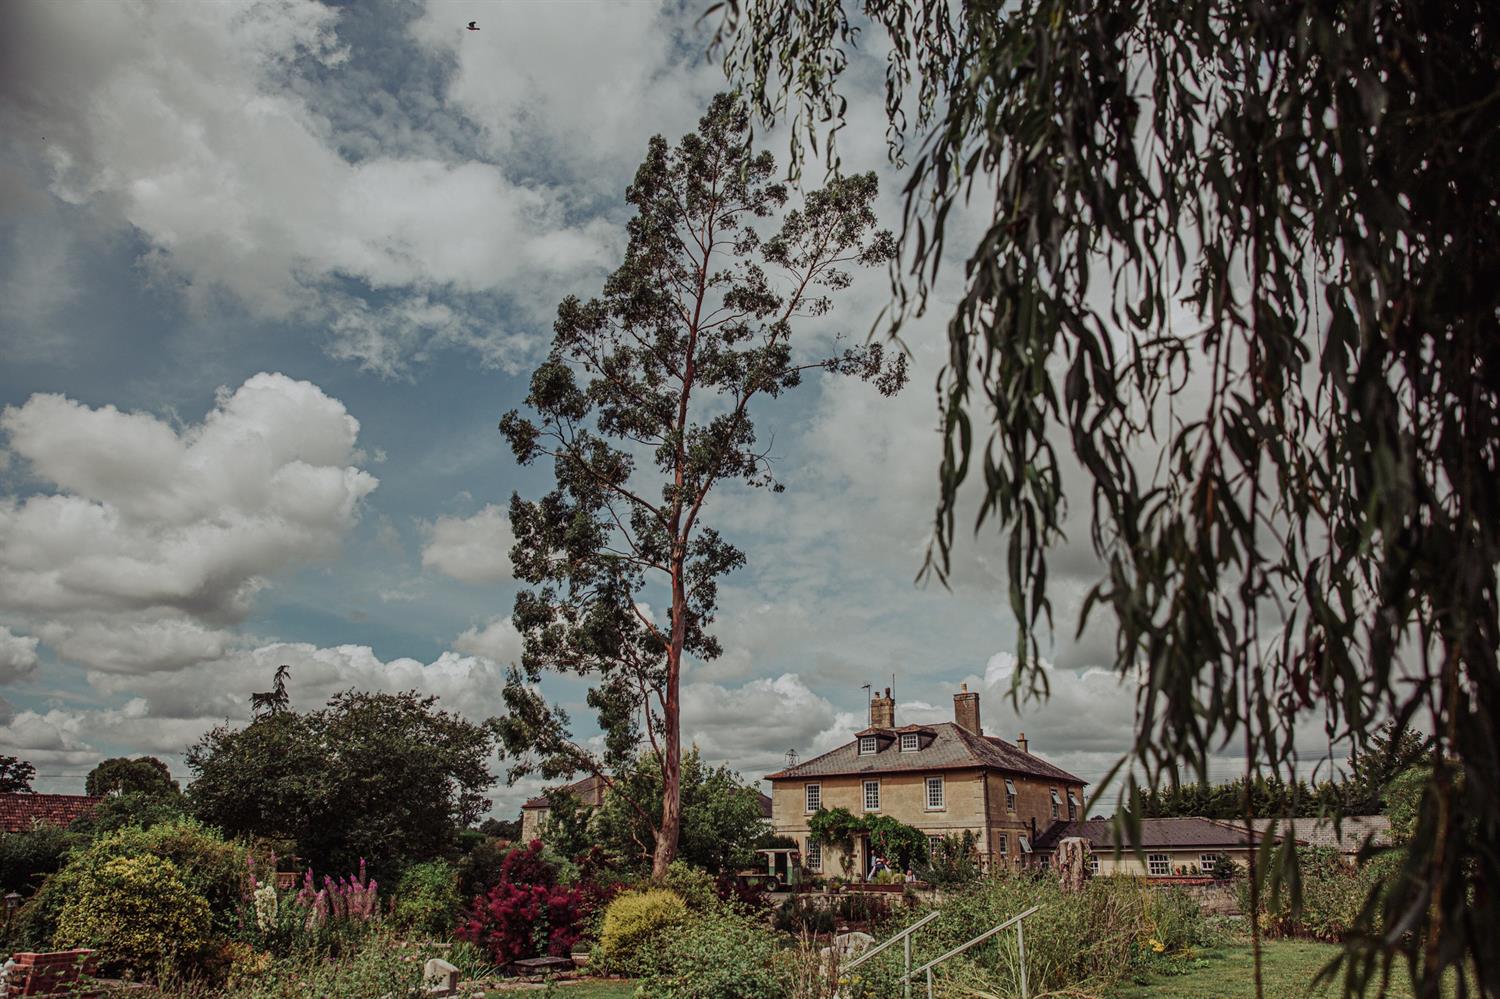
left=1107, top=940, right=1417, bottom=999
left=540, top=981, right=639, bottom=997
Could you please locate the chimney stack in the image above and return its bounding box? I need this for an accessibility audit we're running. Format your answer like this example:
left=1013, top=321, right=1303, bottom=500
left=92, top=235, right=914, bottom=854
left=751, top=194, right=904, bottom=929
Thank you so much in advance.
left=1017, top=732, right=1029, bottom=754
left=953, top=683, right=982, bottom=734
left=870, top=687, right=895, bottom=729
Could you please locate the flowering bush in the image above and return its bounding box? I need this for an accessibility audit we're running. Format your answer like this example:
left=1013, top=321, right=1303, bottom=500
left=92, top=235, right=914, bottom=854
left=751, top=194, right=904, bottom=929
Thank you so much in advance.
left=455, top=841, right=590, bottom=963
left=293, top=859, right=380, bottom=928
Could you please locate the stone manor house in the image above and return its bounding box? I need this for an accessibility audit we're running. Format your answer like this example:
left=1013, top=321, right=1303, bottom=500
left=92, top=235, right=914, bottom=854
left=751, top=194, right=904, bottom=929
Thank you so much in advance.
left=766, top=685, right=1087, bottom=876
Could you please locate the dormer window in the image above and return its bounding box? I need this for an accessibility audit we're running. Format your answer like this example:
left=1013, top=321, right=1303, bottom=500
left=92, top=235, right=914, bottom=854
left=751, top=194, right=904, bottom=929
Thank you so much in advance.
left=858, top=736, right=878, bottom=755
left=899, top=733, right=919, bottom=752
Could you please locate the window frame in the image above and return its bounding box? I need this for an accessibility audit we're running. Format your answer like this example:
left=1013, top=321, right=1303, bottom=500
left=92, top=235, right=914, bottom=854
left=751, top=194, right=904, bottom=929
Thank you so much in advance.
left=927, top=835, right=944, bottom=860
left=1004, top=778, right=1017, bottom=811
left=1200, top=853, right=1221, bottom=873
left=806, top=839, right=822, bottom=872
left=1088, top=854, right=1100, bottom=875
left=900, top=732, right=920, bottom=752
left=1147, top=853, right=1171, bottom=877
left=1068, top=790, right=1079, bottom=820
left=924, top=775, right=945, bottom=810
left=1050, top=787, right=1061, bottom=820
left=1018, top=835, right=1032, bottom=854
left=804, top=783, right=821, bottom=813
left=862, top=779, right=881, bottom=812
left=997, top=832, right=1009, bottom=855
left=858, top=735, right=878, bottom=756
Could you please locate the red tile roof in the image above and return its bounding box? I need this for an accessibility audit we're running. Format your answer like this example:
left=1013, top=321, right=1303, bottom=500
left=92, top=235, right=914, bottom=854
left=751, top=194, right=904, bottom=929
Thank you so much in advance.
left=0, top=793, right=103, bottom=833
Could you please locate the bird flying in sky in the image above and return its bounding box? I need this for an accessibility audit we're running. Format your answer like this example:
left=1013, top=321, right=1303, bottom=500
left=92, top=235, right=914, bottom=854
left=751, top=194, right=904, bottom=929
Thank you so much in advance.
left=467, top=21, right=479, bottom=31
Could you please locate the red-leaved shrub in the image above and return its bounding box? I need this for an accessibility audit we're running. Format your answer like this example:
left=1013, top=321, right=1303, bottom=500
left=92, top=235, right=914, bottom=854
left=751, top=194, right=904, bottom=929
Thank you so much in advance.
left=456, top=841, right=589, bottom=962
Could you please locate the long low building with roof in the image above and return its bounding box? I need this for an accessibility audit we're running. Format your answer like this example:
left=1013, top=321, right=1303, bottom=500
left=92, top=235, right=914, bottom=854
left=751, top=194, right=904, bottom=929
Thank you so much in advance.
left=1031, top=815, right=1304, bottom=876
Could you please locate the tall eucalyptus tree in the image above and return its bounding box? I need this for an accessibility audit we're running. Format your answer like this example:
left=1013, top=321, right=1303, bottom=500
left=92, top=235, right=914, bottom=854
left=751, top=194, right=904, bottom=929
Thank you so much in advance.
left=498, top=93, right=905, bottom=877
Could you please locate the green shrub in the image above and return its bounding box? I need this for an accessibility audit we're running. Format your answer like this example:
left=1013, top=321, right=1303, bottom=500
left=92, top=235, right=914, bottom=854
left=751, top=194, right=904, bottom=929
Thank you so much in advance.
left=595, top=888, right=688, bottom=975
left=0, top=825, right=80, bottom=895
left=454, top=837, right=510, bottom=899
left=1242, top=846, right=1386, bottom=941
left=14, top=818, right=248, bottom=950
left=638, top=905, right=791, bottom=999
left=392, top=859, right=462, bottom=937
left=55, top=854, right=212, bottom=981
left=660, top=860, right=719, bottom=910
left=81, top=820, right=248, bottom=929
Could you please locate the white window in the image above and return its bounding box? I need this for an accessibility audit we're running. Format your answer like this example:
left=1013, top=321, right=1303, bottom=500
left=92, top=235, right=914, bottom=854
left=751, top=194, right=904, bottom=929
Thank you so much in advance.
left=806, top=839, right=822, bottom=872
left=1089, top=854, right=1099, bottom=875
left=1039, top=855, right=1051, bottom=870
left=863, top=780, right=881, bottom=812
left=925, top=776, right=945, bottom=810
left=1004, top=778, right=1017, bottom=810
left=927, top=835, right=944, bottom=859
left=1200, top=853, right=1220, bottom=873
left=805, top=783, right=821, bottom=813
left=997, top=833, right=1009, bottom=855
left=1147, top=853, right=1171, bottom=876
left=1068, top=790, right=1079, bottom=819
left=1049, top=787, right=1061, bottom=819
left=858, top=736, right=878, bottom=755
left=900, top=733, right=919, bottom=752
left=1018, top=835, right=1032, bottom=854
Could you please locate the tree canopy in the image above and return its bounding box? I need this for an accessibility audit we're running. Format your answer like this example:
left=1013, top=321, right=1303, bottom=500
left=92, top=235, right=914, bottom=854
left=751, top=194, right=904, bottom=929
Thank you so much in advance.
left=497, top=92, right=904, bottom=877
left=187, top=687, right=499, bottom=877
left=0, top=756, right=35, bottom=794
left=591, top=748, right=768, bottom=874
left=85, top=757, right=179, bottom=799
left=715, top=2, right=1498, bottom=995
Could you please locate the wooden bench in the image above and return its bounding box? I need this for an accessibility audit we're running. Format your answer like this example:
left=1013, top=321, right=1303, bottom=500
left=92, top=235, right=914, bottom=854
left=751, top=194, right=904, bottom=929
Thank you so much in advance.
left=4, top=950, right=100, bottom=997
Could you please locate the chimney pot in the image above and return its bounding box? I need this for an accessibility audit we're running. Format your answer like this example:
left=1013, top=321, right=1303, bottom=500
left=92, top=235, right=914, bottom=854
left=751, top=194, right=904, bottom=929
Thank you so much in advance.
left=953, top=686, right=982, bottom=735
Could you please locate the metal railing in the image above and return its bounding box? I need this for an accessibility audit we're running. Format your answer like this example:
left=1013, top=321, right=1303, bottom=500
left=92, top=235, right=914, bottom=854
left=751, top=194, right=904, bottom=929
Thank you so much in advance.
left=841, top=909, right=940, bottom=999
left=907, top=904, right=1040, bottom=999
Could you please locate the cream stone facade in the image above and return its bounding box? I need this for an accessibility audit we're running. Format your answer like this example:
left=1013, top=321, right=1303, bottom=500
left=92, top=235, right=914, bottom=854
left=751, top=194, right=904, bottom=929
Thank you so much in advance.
left=767, top=685, right=1087, bottom=878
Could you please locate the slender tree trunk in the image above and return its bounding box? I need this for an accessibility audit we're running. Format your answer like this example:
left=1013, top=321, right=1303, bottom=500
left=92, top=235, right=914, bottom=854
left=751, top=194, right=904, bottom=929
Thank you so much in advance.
left=653, top=558, right=687, bottom=879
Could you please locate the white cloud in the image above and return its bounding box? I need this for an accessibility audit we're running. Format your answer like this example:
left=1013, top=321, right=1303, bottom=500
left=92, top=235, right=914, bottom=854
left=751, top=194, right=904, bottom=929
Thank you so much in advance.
left=681, top=674, right=861, bottom=783
left=0, top=627, right=39, bottom=684
left=454, top=617, right=523, bottom=665
left=0, top=373, right=377, bottom=627
left=421, top=504, right=514, bottom=585
left=1, top=0, right=615, bottom=375
left=410, top=0, right=719, bottom=185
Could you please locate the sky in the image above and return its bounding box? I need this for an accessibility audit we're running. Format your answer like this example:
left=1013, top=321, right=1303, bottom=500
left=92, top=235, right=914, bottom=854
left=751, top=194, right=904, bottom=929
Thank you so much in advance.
left=0, top=0, right=1339, bottom=819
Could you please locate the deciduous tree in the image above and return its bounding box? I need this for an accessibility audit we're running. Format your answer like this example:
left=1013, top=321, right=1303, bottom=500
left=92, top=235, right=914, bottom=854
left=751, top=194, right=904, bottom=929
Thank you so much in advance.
left=498, top=92, right=904, bottom=878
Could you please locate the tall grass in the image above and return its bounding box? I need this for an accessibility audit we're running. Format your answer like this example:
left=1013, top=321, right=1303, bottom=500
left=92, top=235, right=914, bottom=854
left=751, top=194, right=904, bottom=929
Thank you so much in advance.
left=837, top=875, right=1215, bottom=998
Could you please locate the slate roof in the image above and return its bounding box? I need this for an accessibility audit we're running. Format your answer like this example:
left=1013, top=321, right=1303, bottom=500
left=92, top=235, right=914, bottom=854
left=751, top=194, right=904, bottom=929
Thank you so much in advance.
left=765, top=721, right=1085, bottom=785
left=1246, top=816, right=1390, bottom=853
left=0, top=793, right=103, bottom=833
left=521, top=775, right=606, bottom=811
left=1032, top=816, right=1294, bottom=852
left=757, top=792, right=773, bottom=819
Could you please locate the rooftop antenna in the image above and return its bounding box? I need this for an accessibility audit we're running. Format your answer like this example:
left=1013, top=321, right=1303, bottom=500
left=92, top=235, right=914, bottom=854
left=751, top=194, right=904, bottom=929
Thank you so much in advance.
left=861, top=682, right=872, bottom=715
